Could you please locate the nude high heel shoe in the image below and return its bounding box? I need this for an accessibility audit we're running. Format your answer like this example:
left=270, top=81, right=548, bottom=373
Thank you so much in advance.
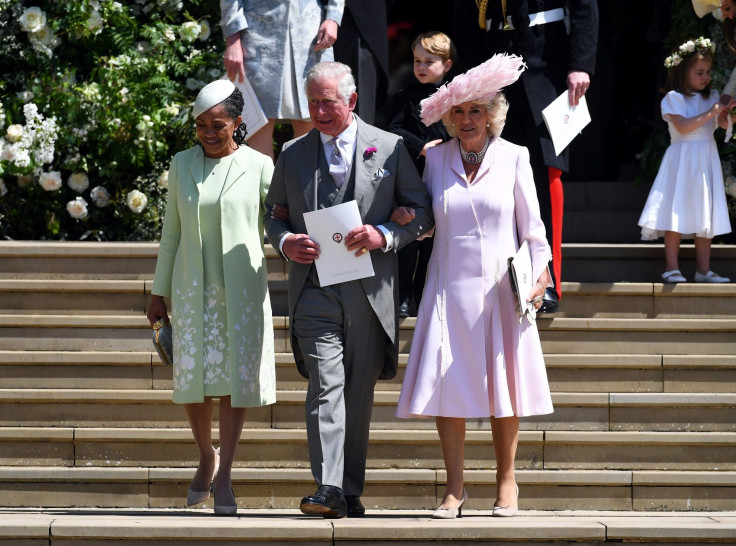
left=432, top=489, right=468, bottom=519
left=492, top=483, right=519, bottom=517
left=186, top=447, right=220, bottom=506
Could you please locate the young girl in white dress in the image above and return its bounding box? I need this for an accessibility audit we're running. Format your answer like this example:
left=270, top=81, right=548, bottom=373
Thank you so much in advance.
left=638, top=36, right=732, bottom=283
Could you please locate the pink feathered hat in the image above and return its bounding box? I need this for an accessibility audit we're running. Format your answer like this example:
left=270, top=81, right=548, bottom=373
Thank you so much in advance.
left=419, top=53, right=526, bottom=126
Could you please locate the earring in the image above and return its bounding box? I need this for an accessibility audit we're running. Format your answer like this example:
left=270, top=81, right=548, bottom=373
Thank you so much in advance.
left=486, top=123, right=490, bottom=127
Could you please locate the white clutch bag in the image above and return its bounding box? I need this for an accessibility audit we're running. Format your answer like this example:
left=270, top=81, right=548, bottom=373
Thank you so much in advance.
left=507, top=241, right=536, bottom=324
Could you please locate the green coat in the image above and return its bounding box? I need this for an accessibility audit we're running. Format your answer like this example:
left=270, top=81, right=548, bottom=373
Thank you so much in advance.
left=152, top=145, right=276, bottom=408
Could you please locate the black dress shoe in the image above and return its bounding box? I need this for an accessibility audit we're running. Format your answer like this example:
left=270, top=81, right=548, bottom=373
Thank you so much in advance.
left=398, top=300, right=410, bottom=319
left=300, top=485, right=347, bottom=519
left=538, top=287, right=559, bottom=314
left=345, top=495, right=365, bottom=517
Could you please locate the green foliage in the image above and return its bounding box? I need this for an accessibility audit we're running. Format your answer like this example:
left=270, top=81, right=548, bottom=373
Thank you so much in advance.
left=0, top=0, right=223, bottom=241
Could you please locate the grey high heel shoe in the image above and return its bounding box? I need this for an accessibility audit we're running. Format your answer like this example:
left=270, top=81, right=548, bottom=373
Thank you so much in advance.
left=432, top=488, right=468, bottom=519
left=186, top=447, right=220, bottom=506
left=492, top=483, right=519, bottom=517
left=214, top=486, right=238, bottom=516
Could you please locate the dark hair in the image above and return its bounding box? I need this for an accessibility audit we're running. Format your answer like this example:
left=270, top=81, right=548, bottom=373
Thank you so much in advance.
left=725, top=18, right=736, bottom=52
left=663, top=49, right=713, bottom=97
left=221, top=87, right=248, bottom=145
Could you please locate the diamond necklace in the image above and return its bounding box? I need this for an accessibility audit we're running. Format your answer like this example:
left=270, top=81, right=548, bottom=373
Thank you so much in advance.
left=459, top=136, right=491, bottom=165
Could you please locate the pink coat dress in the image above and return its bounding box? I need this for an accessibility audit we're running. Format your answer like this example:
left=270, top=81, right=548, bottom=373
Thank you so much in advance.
left=395, top=137, right=554, bottom=419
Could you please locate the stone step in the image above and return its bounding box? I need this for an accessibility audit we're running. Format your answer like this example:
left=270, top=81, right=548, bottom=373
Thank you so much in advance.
left=1, top=388, right=734, bottom=432
left=557, top=282, right=736, bottom=318
left=3, top=510, right=736, bottom=546
left=2, top=279, right=734, bottom=319
left=1, top=314, right=735, bottom=355
left=3, top=351, right=734, bottom=394
left=2, top=240, right=735, bottom=285
left=0, top=241, right=286, bottom=281
left=0, top=466, right=734, bottom=512
left=562, top=243, right=736, bottom=283
left=2, top=427, right=734, bottom=472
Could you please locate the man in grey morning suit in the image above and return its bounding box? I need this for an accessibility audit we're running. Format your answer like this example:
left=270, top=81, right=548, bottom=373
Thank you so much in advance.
left=264, top=62, right=433, bottom=518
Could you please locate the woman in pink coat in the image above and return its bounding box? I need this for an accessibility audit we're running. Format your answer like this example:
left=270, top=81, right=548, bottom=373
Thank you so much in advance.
left=395, top=54, right=554, bottom=519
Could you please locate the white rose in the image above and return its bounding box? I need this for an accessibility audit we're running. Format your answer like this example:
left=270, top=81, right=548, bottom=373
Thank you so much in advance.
left=164, top=28, right=176, bottom=41
left=19, top=6, right=47, bottom=33
left=158, top=170, right=169, bottom=189
left=198, top=20, right=211, bottom=41
left=186, top=77, right=201, bottom=91
left=87, top=10, right=103, bottom=33
left=127, top=189, right=148, bottom=213
left=6, top=124, right=23, bottom=143
left=90, top=185, right=110, bottom=207
left=179, top=21, right=201, bottom=42
left=39, top=171, right=62, bottom=191
left=67, top=171, right=90, bottom=193
left=17, top=175, right=32, bottom=188
left=207, top=68, right=222, bottom=79
left=0, top=178, right=7, bottom=197
left=726, top=180, right=736, bottom=199
left=66, top=197, right=89, bottom=220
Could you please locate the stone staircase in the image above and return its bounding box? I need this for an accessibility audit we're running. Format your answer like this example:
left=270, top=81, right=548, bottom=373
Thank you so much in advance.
left=0, top=241, right=735, bottom=545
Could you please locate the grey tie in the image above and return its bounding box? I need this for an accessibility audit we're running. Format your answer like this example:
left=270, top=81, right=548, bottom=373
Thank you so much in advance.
left=329, top=137, right=347, bottom=188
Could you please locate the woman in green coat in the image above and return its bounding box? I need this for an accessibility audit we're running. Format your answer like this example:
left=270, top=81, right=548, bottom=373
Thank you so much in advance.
left=147, top=80, right=276, bottom=516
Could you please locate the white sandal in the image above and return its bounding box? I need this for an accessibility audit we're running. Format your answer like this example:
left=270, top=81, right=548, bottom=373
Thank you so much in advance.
left=662, top=270, right=686, bottom=283
left=694, top=270, right=730, bottom=283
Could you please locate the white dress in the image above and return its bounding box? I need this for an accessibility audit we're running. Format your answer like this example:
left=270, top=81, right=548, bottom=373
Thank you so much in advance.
left=396, top=138, right=554, bottom=420
left=638, top=90, right=732, bottom=240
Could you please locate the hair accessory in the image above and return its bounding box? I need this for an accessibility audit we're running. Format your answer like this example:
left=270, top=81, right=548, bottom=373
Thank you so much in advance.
left=193, top=79, right=236, bottom=118
left=460, top=136, right=491, bottom=165
left=420, top=53, right=526, bottom=126
left=664, top=36, right=715, bottom=69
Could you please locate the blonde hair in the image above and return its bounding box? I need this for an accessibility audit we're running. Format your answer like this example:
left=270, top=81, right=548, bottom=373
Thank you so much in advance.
left=441, top=92, right=509, bottom=138
left=411, top=31, right=456, bottom=63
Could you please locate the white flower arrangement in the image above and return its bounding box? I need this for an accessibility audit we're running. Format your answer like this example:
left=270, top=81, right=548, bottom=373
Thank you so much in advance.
left=127, top=189, right=148, bottom=213
left=664, top=36, right=715, bottom=69
left=68, top=171, right=90, bottom=193
left=158, top=170, right=169, bottom=189
left=90, top=186, right=110, bottom=207
left=86, top=10, right=104, bottom=34
left=19, top=7, right=47, bottom=33
left=66, top=197, right=89, bottom=220
left=198, top=20, right=211, bottom=41
left=179, top=21, right=201, bottom=42
left=726, top=176, right=736, bottom=199
left=6, top=124, right=23, bottom=143
left=39, top=170, right=62, bottom=191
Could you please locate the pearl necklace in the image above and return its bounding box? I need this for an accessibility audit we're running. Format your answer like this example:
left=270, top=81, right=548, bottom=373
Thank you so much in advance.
left=459, top=136, right=491, bottom=165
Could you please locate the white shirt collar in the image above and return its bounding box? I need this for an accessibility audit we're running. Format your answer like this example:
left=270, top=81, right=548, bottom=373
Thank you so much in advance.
left=320, top=117, right=358, bottom=151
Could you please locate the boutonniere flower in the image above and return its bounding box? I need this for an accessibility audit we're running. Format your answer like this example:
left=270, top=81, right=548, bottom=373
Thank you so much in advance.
left=363, top=146, right=377, bottom=159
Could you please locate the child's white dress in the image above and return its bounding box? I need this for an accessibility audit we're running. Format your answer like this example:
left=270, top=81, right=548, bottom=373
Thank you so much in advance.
left=638, top=89, right=732, bottom=240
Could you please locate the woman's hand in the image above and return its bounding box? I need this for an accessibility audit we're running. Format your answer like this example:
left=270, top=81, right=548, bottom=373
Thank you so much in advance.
left=315, top=19, right=338, bottom=51
left=390, top=206, right=415, bottom=226
left=420, top=139, right=443, bottom=157
left=224, top=33, right=245, bottom=83
left=271, top=203, right=290, bottom=222
left=526, top=269, right=551, bottom=311
left=147, top=295, right=169, bottom=327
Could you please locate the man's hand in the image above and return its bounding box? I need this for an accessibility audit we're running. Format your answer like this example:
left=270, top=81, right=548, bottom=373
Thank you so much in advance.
left=224, top=33, right=245, bottom=84
left=566, top=70, right=590, bottom=107
left=315, top=19, right=338, bottom=51
left=344, top=224, right=386, bottom=256
left=283, top=233, right=320, bottom=264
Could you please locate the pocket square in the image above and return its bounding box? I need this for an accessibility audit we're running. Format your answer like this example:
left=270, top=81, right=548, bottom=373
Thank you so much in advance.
left=372, top=168, right=390, bottom=180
